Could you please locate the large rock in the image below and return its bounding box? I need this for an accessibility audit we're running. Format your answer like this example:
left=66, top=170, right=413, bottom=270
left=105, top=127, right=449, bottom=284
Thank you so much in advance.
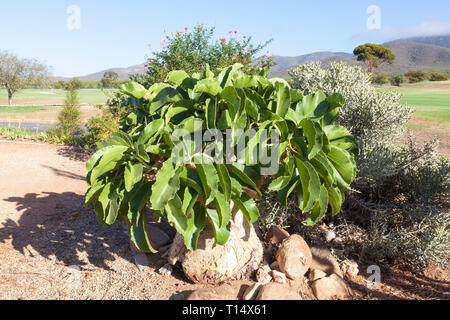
left=168, top=206, right=263, bottom=285
left=256, top=283, right=302, bottom=300
left=310, top=246, right=343, bottom=277
left=311, top=274, right=352, bottom=300
left=187, top=282, right=251, bottom=300
left=275, top=234, right=312, bottom=279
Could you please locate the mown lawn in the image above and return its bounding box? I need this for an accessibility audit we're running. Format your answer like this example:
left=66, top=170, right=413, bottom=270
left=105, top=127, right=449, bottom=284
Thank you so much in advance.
left=0, top=88, right=111, bottom=107
left=378, top=81, right=450, bottom=124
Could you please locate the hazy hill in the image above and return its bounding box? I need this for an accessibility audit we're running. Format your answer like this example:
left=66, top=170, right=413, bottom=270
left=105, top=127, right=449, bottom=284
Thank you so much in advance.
left=53, top=63, right=147, bottom=82
left=53, top=35, right=450, bottom=81
left=379, top=40, right=450, bottom=73
left=269, top=52, right=356, bottom=78
left=406, top=35, right=450, bottom=49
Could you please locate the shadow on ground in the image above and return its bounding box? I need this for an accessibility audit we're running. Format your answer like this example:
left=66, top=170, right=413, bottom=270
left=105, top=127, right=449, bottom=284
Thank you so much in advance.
left=0, top=192, right=133, bottom=271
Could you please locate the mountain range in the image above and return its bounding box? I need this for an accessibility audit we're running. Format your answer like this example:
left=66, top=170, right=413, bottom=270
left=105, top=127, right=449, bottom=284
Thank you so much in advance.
left=54, top=35, right=450, bottom=81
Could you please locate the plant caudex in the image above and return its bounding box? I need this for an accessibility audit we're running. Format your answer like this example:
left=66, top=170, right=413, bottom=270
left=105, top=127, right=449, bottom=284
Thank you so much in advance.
left=85, top=64, right=359, bottom=252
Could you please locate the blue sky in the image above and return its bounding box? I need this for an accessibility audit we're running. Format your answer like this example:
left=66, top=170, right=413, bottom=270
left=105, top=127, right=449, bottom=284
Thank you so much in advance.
left=1, top=0, right=449, bottom=77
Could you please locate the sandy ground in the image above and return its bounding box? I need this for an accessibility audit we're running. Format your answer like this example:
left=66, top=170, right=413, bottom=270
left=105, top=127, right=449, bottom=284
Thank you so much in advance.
left=0, top=106, right=102, bottom=124
left=0, top=140, right=448, bottom=300
left=0, top=140, right=202, bottom=300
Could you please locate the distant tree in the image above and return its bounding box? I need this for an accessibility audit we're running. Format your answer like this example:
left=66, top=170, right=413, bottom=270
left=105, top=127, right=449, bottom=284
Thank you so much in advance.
left=100, top=71, right=119, bottom=89
left=429, top=72, right=449, bottom=81
left=0, top=51, right=50, bottom=106
left=55, top=79, right=82, bottom=139
left=103, top=71, right=119, bottom=81
left=390, top=74, right=404, bottom=86
left=405, top=70, right=429, bottom=83
left=371, top=72, right=390, bottom=85
left=353, top=43, right=395, bottom=73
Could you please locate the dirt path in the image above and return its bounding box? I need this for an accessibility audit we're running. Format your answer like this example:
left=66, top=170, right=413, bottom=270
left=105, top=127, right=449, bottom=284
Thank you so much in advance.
left=0, top=140, right=447, bottom=300
left=0, top=140, right=200, bottom=300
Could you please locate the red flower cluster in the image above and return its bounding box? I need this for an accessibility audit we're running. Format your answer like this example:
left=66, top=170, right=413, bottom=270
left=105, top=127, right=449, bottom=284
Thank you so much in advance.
left=221, top=38, right=226, bottom=44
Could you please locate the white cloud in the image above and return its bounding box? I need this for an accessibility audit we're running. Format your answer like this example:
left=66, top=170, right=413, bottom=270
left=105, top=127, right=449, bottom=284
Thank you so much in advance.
left=352, top=22, right=450, bottom=42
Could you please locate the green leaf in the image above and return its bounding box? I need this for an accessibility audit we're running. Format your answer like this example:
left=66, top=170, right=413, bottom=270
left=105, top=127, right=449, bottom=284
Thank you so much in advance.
left=85, top=180, right=105, bottom=207
left=128, top=181, right=153, bottom=224
left=194, top=78, right=222, bottom=96
left=195, top=161, right=219, bottom=206
left=327, top=146, right=356, bottom=185
left=303, top=185, right=329, bottom=226
left=138, top=119, right=164, bottom=145
left=275, top=81, right=291, bottom=118
left=124, top=162, right=143, bottom=192
left=216, top=164, right=232, bottom=201
left=165, top=194, right=188, bottom=235
left=184, top=203, right=206, bottom=250
left=166, top=70, right=189, bottom=86
left=206, top=208, right=230, bottom=246
left=300, top=118, right=323, bottom=160
left=149, top=87, right=183, bottom=114
left=229, top=163, right=261, bottom=198
left=206, top=98, right=217, bottom=129
left=120, top=81, right=147, bottom=99
left=150, top=159, right=183, bottom=210
left=232, top=192, right=259, bottom=223
left=89, top=146, right=129, bottom=184
left=295, top=157, right=321, bottom=212
left=129, top=210, right=157, bottom=253
left=214, top=192, right=232, bottom=228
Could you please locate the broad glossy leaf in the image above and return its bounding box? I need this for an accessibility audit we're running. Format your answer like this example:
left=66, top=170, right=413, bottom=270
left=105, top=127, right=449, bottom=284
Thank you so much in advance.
left=124, top=162, right=143, bottom=192
left=184, top=203, right=206, bottom=250
left=150, top=159, right=183, bottom=210
left=166, top=70, right=189, bottom=86
left=232, top=192, right=259, bottom=223
left=89, top=146, right=129, bottom=184
left=129, top=210, right=157, bottom=253
left=303, top=185, right=329, bottom=226
left=206, top=208, right=230, bottom=246
left=120, top=81, right=147, bottom=99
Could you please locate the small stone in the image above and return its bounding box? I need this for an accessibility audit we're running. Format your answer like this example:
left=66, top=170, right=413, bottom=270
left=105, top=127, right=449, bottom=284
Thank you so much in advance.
left=325, top=230, right=336, bottom=242
left=311, top=274, right=352, bottom=300
left=243, top=283, right=263, bottom=300
left=271, top=270, right=287, bottom=284
left=256, top=265, right=272, bottom=284
left=170, top=293, right=185, bottom=300
left=340, top=260, right=359, bottom=277
left=133, top=253, right=149, bottom=272
left=309, top=269, right=328, bottom=282
left=265, top=226, right=290, bottom=245
left=270, top=261, right=279, bottom=271
left=256, top=283, right=301, bottom=300
left=276, top=234, right=312, bottom=279
left=158, top=263, right=173, bottom=276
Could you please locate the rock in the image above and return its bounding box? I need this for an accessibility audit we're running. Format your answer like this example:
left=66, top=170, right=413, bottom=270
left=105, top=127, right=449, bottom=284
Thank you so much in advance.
left=168, top=205, right=263, bottom=285
left=243, top=283, right=263, bottom=300
left=256, top=265, right=272, bottom=284
left=311, top=274, right=352, bottom=300
left=310, top=246, right=343, bottom=277
left=270, top=261, right=279, bottom=271
left=158, top=263, right=173, bottom=276
left=286, top=276, right=317, bottom=300
left=325, top=230, right=336, bottom=242
left=256, top=283, right=301, bottom=300
left=133, top=252, right=150, bottom=272
left=275, top=234, right=312, bottom=279
left=340, top=260, right=359, bottom=277
left=187, top=282, right=250, bottom=300
left=271, top=270, right=287, bottom=284
left=309, top=269, right=328, bottom=282
left=265, top=226, right=290, bottom=245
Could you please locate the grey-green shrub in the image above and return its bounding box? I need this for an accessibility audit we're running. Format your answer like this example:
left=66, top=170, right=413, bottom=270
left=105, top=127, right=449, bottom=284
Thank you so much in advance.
left=289, top=61, right=414, bottom=146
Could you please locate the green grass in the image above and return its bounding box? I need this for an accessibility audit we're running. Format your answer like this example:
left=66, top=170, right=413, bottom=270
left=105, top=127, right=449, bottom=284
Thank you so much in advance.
left=0, top=88, right=111, bottom=106
left=378, top=81, right=450, bottom=124
left=0, top=105, right=55, bottom=113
